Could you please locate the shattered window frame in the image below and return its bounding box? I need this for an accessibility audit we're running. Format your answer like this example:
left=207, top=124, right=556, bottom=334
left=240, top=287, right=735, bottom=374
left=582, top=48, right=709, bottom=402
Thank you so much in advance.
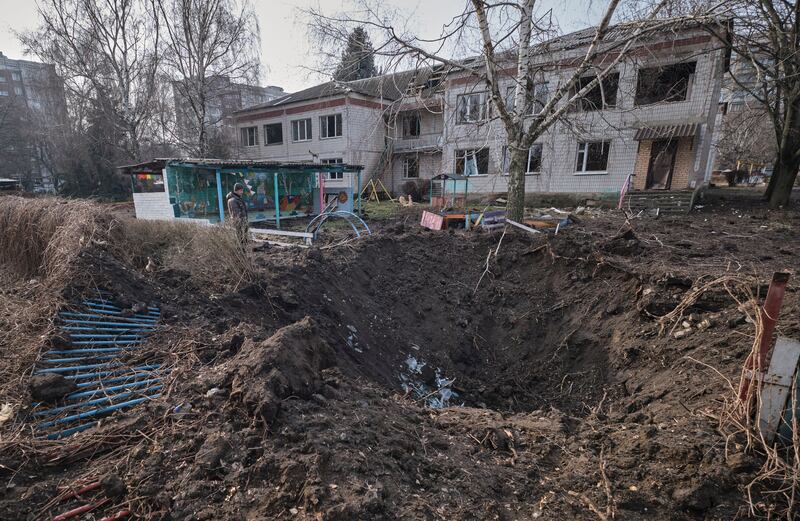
left=454, top=148, right=489, bottom=176
left=402, top=156, right=419, bottom=178
left=635, top=61, right=697, bottom=106
left=456, top=91, right=488, bottom=124
left=572, top=73, right=619, bottom=112
left=402, top=112, right=421, bottom=138
left=501, top=144, right=543, bottom=175
left=264, top=122, right=283, bottom=145
left=575, top=141, right=611, bottom=173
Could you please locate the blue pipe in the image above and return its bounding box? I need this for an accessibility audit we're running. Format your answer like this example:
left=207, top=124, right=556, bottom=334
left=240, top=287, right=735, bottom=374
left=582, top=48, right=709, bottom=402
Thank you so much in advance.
left=70, top=308, right=158, bottom=320
left=45, top=421, right=99, bottom=439
left=83, top=300, right=160, bottom=312
left=63, top=326, right=151, bottom=332
left=60, top=312, right=156, bottom=324
left=64, top=364, right=162, bottom=380
left=35, top=385, right=163, bottom=416
left=48, top=348, right=123, bottom=354
left=36, top=362, right=121, bottom=374
left=41, top=355, right=117, bottom=364
left=62, top=319, right=155, bottom=328
left=67, top=378, right=162, bottom=400
left=36, top=393, right=162, bottom=429
left=71, top=340, right=143, bottom=346
left=68, top=334, right=141, bottom=340
left=75, top=372, right=161, bottom=388
left=84, top=299, right=160, bottom=312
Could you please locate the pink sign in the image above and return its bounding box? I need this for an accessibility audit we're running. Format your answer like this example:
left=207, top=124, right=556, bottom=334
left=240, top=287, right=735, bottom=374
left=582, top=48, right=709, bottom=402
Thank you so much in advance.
left=420, top=210, right=444, bottom=230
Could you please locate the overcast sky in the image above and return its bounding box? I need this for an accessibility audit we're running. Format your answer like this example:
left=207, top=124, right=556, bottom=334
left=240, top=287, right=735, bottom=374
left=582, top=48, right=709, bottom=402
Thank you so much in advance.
left=0, top=0, right=603, bottom=93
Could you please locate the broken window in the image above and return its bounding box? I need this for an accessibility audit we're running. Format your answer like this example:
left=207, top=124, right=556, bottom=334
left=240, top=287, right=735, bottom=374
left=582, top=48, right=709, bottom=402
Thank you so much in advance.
left=320, top=114, right=342, bottom=138
left=505, top=83, right=549, bottom=114
left=576, top=141, right=610, bottom=172
left=455, top=148, right=489, bottom=176
left=501, top=144, right=543, bottom=174
left=572, top=73, right=619, bottom=111
left=635, top=62, right=696, bottom=106
left=240, top=126, right=258, bottom=147
left=457, top=92, right=488, bottom=123
left=403, top=157, right=419, bottom=178
left=291, top=118, right=312, bottom=142
left=527, top=144, right=543, bottom=172
left=402, top=113, right=421, bottom=138
left=264, top=123, right=283, bottom=145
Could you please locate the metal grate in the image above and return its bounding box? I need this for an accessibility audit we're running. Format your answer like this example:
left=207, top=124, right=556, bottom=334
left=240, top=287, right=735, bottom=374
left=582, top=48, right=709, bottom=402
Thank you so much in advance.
left=31, top=294, right=164, bottom=440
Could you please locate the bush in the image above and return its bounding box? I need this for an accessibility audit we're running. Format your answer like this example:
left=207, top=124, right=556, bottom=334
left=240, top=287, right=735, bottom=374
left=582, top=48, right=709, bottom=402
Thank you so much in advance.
left=400, top=179, right=431, bottom=202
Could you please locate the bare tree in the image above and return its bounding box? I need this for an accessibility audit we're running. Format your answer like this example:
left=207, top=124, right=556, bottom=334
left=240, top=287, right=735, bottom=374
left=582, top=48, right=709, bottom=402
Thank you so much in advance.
left=155, top=0, right=260, bottom=156
left=21, top=0, right=161, bottom=160
left=630, top=0, right=800, bottom=207
left=723, top=1, right=800, bottom=208
left=307, top=0, right=721, bottom=220
left=716, top=105, right=777, bottom=174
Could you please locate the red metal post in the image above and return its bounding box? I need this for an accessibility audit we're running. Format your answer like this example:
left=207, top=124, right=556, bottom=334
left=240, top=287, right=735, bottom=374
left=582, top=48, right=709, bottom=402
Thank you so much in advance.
left=738, top=272, right=790, bottom=401
left=52, top=498, right=110, bottom=521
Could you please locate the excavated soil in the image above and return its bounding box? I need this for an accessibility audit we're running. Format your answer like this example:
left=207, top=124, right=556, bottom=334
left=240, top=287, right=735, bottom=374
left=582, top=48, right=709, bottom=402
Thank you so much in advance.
left=2, top=200, right=800, bottom=520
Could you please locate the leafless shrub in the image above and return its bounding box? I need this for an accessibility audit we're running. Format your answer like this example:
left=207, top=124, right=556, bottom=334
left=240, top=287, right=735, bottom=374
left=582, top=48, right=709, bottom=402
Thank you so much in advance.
left=0, top=196, right=116, bottom=282
left=118, top=219, right=257, bottom=291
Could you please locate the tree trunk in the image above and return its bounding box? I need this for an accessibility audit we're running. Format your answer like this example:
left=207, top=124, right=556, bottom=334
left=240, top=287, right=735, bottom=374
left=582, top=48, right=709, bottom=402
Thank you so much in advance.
left=506, top=146, right=528, bottom=221
left=764, top=158, right=779, bottom=200
left=767, top=153, right=800, bottom=208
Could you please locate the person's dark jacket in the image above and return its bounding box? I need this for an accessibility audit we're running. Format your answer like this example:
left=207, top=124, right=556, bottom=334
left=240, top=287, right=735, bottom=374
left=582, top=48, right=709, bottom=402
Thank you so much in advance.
left=226, top=192, right=247, bottom=222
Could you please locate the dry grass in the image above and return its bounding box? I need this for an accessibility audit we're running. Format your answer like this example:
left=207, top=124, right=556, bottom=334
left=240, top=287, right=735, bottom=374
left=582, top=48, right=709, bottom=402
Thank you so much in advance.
left=117, top=219, right=257, bottom=291
left=0, top=196, right=118, bottom=283
left=661, top=273, right=800, bottom=519
left=0, top=198, right=257, bottom=408
left=0, top=197, right=118, bottom=408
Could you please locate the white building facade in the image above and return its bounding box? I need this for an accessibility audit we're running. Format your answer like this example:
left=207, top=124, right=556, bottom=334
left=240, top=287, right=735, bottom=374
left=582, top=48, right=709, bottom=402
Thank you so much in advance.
left=233, top=22, right=728, bottom=197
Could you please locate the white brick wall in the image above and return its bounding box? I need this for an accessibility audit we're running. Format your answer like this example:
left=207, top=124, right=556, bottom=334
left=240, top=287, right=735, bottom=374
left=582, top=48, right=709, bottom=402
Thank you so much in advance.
left=233, top=95, right=386, bottom=189
left=132, top=167, right=175, bottom=220
left=133, top=192, right=174, bottom=220
left=232, top=27, right=725, bottom=196
left=438, top=30, right=726, bottom=194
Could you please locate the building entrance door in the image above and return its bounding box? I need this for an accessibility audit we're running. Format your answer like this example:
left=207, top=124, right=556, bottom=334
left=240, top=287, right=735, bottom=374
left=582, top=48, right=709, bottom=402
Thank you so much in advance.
left=645, top=139, right=678, bottom=190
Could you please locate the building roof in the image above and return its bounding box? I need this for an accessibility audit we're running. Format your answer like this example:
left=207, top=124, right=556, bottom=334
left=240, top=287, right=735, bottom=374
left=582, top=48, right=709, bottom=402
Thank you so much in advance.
left=235, top=68, right=435, bottom=113
left=117, top=158, right=364, bottom=173
left=234, top=16, right=724, bottom=115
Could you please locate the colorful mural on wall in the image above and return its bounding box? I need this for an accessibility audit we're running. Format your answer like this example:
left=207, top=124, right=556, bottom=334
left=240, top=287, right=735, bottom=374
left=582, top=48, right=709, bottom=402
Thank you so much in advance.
left=165, top=166, right=317, bottom=222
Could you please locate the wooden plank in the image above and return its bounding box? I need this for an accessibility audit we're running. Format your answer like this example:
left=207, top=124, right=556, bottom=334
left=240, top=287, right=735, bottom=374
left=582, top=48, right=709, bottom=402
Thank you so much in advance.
left=250, top=228, right=314, bottom=239
left=758, top=337, right=800, bottom=443
left=505, top=218, right=541, bottom=235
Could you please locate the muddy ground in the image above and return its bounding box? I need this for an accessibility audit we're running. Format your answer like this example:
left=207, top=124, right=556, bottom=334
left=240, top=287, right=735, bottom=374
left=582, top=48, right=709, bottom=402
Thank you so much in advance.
left=1, top=195, right=800, bottom=520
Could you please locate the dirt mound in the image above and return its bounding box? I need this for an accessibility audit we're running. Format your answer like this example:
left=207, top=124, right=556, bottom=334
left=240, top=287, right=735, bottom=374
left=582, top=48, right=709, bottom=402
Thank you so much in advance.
left=199, top=317, right=337, bottom=424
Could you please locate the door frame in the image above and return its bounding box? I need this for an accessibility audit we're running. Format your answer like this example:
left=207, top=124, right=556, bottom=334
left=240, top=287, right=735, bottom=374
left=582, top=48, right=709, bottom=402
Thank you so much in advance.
left=645, top=139, right=679, bottom=190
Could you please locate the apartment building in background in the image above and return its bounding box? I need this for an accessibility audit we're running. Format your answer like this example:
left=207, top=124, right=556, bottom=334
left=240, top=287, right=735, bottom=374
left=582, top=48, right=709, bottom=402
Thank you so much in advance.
left=172, top=76, right=288, bottom=152
left=233, top=19, right=729, bottom=198
left=0, top=51, right=66, bottom=192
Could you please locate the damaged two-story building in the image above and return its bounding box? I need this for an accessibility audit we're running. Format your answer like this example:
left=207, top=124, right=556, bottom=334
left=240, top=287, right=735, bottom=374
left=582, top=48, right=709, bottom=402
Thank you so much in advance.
left=232, top=19, right=729, bottom=202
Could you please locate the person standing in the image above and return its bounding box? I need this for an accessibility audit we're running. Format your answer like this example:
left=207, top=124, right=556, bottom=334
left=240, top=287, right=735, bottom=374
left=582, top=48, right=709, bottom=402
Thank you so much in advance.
left=226, top=183, right=249, bottom=244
